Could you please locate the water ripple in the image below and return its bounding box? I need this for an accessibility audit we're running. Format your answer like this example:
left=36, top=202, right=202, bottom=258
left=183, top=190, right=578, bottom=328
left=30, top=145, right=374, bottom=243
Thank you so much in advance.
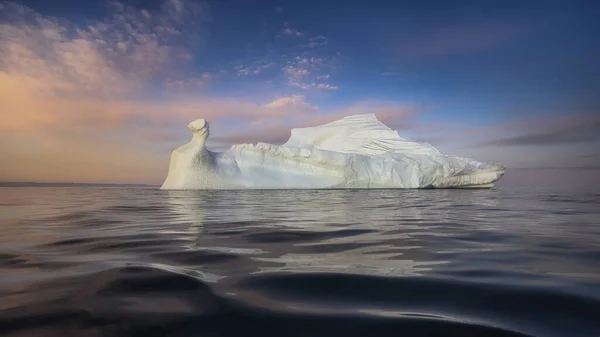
left=0, top=186, right=599, bottom=336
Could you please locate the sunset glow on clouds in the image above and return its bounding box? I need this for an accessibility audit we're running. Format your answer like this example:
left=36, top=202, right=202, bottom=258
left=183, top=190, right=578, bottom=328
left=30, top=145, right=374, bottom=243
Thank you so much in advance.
left=0, top=0, right=598, bottom=184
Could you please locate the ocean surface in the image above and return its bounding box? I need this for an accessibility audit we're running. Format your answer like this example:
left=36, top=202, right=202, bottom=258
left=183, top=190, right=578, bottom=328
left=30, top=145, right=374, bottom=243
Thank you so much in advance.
left=1, top=169, right=599, bottom=337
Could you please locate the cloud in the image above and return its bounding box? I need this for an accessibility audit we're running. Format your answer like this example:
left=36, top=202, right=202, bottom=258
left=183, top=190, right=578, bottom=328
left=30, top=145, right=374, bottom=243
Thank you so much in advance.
left=211, top=101, right=419, bottom=146
left=483, top=115, right=600, bottom=146
left=0, top=0, right=207, bottom=99
left=284, top=57, right=323, bottom=79
left=228, top=18, right=336, bottom=92
left=166, top=73, right=212, bottom=91
left=283, top=56, right=338, bottom=90
left=290, top=82, right=338, bottom=91
left=401, top=111, right=600, bottom=147
left=0, top=85, right=306, bottom=134
left=234, top=62, right=273, bottom=76
left=235, top=66, right=262, bottom=76
left=306, top=36, right=328, bottom=48
left=421, top=112, right=600, bottom=149
left=316, top=84, right=338, bottom=91
left=0, top=1, right=339, bottom=184
left=265, top=95, right=318, bottom=111
left=285, top=67, right=310, bottom=78
left=278, top=22, right=304, bottom=37
left=0, top=89, right=331, bottom=183
left=385, top=112, right=600, bottom=170
left=282, top=28, right=303, bottom=37
left=0, top=0, right=214, bottom=132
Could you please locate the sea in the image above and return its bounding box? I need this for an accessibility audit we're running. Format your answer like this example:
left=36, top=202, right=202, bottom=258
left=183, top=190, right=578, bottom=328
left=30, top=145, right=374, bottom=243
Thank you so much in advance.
left=1, top=169, right=599, bottom=337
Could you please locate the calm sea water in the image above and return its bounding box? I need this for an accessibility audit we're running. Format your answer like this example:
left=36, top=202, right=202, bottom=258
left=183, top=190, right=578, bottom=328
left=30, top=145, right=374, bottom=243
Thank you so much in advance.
left=1, top=170, right=599, bottom=337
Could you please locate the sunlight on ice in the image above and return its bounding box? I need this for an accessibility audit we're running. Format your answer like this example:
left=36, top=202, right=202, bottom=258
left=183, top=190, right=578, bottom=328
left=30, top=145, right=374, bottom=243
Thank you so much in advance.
left=160, top=114, right=506, bottom=189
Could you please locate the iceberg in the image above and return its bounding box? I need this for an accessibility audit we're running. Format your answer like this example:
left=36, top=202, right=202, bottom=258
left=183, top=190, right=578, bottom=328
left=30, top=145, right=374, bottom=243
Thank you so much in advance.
left=160, top=114, right=505, bottom=189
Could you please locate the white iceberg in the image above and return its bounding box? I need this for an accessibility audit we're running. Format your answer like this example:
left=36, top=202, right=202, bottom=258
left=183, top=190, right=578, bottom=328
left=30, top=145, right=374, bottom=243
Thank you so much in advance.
left=160, top=114, right=505, bottom=190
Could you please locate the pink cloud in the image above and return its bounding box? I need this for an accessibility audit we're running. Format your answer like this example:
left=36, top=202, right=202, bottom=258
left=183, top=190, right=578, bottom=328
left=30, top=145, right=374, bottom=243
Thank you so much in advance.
left=165, top=73, right=212, bottom=91
left=0, top=1, right=344, bottom=184
left=210, top=102, right=419, bottom=146
left=0, top=0, right=206, bottom=99
left=0, top=1, right=443, bottom=184
left=265, top=95, right=319, bottom=111
left=1, top=1, right=322, bottom=134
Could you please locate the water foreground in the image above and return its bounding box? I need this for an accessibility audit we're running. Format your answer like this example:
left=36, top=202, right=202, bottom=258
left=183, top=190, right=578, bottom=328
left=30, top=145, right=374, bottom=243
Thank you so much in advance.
left=1, top=171, right=599, bottom=336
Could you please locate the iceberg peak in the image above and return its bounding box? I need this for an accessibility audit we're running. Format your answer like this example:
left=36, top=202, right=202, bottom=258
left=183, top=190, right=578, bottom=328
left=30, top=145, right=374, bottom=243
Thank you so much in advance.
left=161, top=114, right=505, bottom=189
left=284, top=113, right=440, bottom=156
left=188, top=118, right=210, bottom=141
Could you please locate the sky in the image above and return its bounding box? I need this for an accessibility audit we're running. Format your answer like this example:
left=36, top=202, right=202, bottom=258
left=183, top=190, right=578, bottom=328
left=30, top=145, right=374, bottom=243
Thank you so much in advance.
left=0, top=0, right=599, bottom=184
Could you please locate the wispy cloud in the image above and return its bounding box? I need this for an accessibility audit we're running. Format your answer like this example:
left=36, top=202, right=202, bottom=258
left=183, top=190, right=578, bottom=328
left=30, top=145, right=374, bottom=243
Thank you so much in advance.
left=483, top=115, right=600, bottom=147
left=0, top=2, right=328, bottom=129
left=285, top=67, right=310, bottom=78
left=282, top=27, right=304, bottom=37
left=290, top=82, right=338, bottom=91
left=230, top=19, right=337, bottom=92
left=278, top=22, right=304, bottom=37
left=0, top=0, right=326, bottom=133
left=0, top=0, right=215, bottom=131
left=235, top=66, right=262, bottom=76
left=166, top=73, right=212, bottom=91
left=305, top=36, right=329, bottom=48
left=265, top=95, right=318, bottom=111
left=284, top=56, right=338, bottom=90
left=384, top=112, right=600, bottom=169
left=0, top=1, right=333, bottom=183
left=234, top=62, right=274, bottom=76
left=0, top=0, right=207, bottom=99
left=316, top=83, right=337, bottom=91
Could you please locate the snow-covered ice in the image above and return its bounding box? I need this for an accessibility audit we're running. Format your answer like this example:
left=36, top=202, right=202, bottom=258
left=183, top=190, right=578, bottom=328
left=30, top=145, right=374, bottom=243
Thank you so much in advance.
left=160, top=114, right=505, bottom=189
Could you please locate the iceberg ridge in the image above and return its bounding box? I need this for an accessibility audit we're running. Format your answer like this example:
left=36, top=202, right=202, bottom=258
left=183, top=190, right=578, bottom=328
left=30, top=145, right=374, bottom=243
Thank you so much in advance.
left=160, top=114, right=505, bottom=189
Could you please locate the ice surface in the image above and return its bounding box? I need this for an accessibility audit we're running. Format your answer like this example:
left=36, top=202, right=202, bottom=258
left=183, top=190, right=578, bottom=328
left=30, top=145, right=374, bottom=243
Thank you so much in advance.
left=160, top=114, right=505, bottom=189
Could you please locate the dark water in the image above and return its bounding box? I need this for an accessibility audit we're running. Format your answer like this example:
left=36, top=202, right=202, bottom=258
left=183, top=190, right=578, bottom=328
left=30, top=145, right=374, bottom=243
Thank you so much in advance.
left=1, top=171, right=600, bottom=337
